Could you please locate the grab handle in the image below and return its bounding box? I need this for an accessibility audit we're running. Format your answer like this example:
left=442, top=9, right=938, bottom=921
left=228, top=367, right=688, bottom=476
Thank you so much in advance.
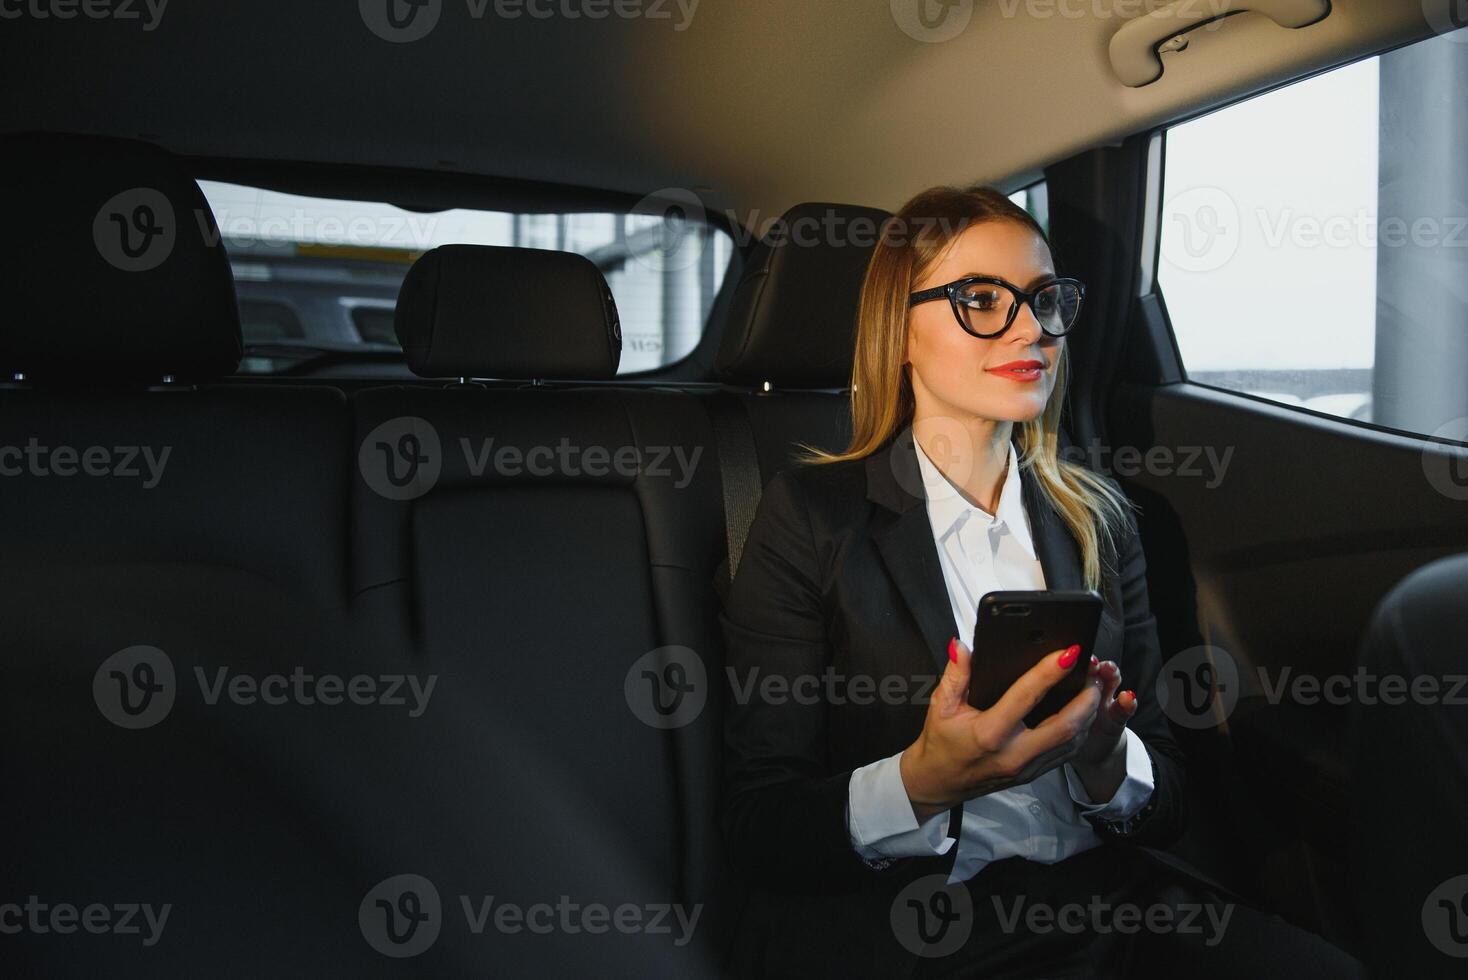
left=1109, top=0, right=1331, bottom=87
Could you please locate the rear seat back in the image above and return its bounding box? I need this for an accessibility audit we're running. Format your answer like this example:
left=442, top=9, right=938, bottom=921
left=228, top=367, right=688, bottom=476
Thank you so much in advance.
left=711, top=202, right=891, bottom=479
left=349, top=244, right=728, bottom=973
left=0, top=134, right=398, bottom=976
left=1, top=134, right=881, bottom=975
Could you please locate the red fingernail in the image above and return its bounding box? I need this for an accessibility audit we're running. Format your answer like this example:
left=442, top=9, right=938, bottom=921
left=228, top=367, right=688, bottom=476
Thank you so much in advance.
left=1058, top=644, right=1081, bottom=669
left=1091, top=655, right=1099, bottom=665
left=1122, top=690, right=1136, bottom=706
left=948, top=637, right=959, bottom=663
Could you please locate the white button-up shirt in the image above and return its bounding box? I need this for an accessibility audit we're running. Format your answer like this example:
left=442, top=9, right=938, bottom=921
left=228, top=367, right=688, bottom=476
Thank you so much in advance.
left=845, top=437, right=1154, bottom=883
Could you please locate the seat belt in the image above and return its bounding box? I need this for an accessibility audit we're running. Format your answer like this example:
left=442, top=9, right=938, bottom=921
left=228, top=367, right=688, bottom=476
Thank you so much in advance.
left=710, top=395, right=763, bottom=595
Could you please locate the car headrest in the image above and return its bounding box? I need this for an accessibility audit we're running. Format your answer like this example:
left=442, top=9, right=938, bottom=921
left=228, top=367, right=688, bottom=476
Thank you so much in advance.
left=715, top=201, right=891, bottom=389
left=0, top=133, right=242, bottom=383
left=395, top=245, right=622, bottom=380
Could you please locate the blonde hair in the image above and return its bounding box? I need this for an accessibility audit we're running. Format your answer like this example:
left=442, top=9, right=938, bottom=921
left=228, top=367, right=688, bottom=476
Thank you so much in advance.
left=804, top=185, right=1133, bottom=592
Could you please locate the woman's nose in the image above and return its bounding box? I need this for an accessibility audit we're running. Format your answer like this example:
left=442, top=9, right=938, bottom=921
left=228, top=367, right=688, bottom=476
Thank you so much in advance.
left=1008, top=300, right=1046, bottom=341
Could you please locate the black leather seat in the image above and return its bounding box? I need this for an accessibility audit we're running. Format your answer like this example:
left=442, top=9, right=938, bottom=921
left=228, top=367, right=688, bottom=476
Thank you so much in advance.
left=0, top=129, right=890, bottom=976
left=1349, top=552, right=1468, bottom=979
left=348, top=243, right=730, bottom=975
left=0, top=134, right=398, bottom=977
left=710, top=202, right=891, bottom=480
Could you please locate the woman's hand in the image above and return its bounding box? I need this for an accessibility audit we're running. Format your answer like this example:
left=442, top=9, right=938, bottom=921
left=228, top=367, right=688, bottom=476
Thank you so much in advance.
left=898, top=638, right=1105, bottom=821
left=1067, top=657, right=1138, bottom=802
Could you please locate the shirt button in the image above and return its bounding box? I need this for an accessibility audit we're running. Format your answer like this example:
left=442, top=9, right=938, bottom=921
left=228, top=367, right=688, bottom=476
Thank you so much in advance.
left=1028, top=802, right=1044, bottom=818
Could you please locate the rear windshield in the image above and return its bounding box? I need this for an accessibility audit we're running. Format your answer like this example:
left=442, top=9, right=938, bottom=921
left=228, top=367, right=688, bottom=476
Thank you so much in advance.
left=199, top=181, right=735, bottom=376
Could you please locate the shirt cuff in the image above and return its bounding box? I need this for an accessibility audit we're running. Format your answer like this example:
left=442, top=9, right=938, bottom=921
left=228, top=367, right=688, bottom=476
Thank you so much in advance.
left=847, top=750, right=955, bottom=862
left=1064, top=728, right=1155, bottom=821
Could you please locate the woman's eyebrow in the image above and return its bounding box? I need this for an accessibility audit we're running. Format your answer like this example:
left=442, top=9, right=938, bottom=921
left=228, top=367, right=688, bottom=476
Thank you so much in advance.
left=955, top=272, right=1059, bottom=288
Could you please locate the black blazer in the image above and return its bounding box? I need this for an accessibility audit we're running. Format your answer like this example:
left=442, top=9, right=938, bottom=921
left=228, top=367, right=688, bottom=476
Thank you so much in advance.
left=719, top=427, right=1187, bottom=977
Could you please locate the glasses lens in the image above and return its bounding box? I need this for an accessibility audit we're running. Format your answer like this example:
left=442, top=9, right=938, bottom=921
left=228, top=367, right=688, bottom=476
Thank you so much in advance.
left=953, top=281, right=1017, bottom=336
left=1033, top=282, right=1081, bottom=335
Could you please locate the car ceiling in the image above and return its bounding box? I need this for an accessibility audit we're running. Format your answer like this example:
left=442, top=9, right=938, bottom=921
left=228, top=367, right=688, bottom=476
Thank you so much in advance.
left=0, top=0, right=1446, bottom=224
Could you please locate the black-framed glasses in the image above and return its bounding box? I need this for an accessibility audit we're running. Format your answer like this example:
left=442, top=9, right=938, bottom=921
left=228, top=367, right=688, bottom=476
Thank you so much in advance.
left=909, top=276, right=1086, bottom=339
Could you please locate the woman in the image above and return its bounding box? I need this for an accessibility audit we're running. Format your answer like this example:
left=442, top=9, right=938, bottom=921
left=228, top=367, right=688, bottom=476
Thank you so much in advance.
left=719, top=186, right=1362, bottom=978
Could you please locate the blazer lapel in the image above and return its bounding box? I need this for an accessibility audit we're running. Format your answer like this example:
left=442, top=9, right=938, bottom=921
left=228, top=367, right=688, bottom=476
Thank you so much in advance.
left=866, top=428, right=963, bottom=671
left=866, top=428, right=1089, bottom=672
left=1020, top=459, right=1084, bottom=593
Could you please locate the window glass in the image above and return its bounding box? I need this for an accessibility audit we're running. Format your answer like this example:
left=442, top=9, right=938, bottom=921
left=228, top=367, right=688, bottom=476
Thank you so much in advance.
left=200, top=181, right=734, bottom=376
left=1157, top=29, right=1468, bottom=442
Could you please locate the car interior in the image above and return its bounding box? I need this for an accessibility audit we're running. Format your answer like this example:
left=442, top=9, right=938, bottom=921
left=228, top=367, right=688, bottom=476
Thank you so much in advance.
left=3, top=0, right=1467, bottom=976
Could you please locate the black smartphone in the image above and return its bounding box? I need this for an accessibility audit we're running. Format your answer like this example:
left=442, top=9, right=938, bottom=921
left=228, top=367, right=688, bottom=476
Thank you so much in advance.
left=967, top=590, right=1103, bottom=727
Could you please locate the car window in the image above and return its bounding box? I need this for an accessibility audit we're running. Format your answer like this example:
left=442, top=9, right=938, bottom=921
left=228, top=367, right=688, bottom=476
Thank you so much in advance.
left=200, top=181, right=735, bottom=376
left=1156, top=28, right=1468, bottom=442
left=1010, top=181, right=1050, bottom=236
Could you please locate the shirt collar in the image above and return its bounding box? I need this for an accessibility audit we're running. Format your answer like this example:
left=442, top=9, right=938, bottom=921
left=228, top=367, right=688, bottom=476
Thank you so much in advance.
left=913, top=435, right=1038, bottom=561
